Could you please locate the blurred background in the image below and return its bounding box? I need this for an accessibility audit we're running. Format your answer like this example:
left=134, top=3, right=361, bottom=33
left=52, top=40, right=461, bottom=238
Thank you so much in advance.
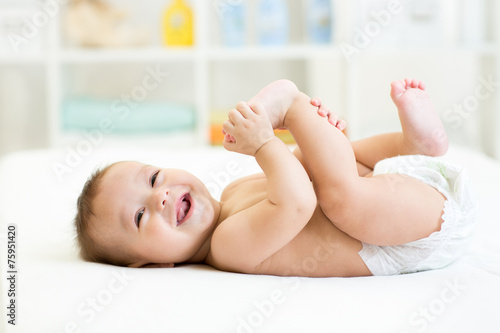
left=0, top=0, right=499, bottom=159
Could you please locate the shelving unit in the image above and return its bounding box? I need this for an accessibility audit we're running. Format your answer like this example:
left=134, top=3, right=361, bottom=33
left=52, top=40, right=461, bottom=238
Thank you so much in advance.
left=9, top=0, right=347, bottom=149
left=1, top=0, right=499, bottom=158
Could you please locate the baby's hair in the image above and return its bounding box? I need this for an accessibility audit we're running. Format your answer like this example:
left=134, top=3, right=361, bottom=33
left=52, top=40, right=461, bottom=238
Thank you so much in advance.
left=74, top=163, right=132, bottom=267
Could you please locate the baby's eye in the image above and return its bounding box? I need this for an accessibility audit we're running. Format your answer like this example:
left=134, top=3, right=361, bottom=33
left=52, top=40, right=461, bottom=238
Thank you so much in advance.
left=151, top=170, right=160, bottom=187
left=135, top=208, right=144, bottom=228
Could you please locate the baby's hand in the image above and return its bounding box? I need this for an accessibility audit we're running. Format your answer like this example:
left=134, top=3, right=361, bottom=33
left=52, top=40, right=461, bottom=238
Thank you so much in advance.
left=222, top=102, right=274, bottom=156
left=310, top=97, right=346, bottom=132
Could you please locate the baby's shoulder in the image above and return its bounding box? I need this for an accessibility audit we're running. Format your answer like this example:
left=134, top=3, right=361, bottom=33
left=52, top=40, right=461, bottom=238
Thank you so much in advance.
left=220, top=173, right=265, bottom=200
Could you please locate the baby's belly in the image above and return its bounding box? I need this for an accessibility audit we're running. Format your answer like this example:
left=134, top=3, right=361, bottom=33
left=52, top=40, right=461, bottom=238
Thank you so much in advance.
left=255, top=206, right=371, bottom=277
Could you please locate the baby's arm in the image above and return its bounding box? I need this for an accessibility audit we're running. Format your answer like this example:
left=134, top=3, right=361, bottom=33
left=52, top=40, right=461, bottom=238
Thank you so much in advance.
left=210, top=102, right=316, bottom=272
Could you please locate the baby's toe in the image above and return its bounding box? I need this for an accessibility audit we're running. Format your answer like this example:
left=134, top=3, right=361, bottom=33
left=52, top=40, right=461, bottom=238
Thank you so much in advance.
left=311, top=98, right=321, bottom=107
left=319, top=106, right=330, bottom=117
left=337, top=119, right=347, bottom=132
left=328, top=112, right=337, bottom=125
left=404, top=78, right=413, bottom=89
left=390, top=80, right=407, bottom=98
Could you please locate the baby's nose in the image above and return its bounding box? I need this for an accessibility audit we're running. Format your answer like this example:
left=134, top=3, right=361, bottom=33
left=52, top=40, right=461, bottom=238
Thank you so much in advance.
left=162, top=192, right=169, bottom=205
left=157, top=190, right=169, bottom=209
left=161, top=191, right=169, bottom=206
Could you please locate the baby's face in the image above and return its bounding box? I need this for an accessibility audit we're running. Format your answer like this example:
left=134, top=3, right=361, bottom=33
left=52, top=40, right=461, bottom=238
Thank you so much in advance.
left=93, top=161, right=220, bottom=267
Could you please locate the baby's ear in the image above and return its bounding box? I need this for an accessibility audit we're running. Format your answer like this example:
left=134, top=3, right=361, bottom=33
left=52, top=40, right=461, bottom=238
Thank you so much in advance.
left=140, top=263, right=175, bottom=268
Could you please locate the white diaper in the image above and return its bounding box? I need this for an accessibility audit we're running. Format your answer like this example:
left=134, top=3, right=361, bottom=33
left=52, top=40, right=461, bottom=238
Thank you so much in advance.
left=358, top=155, right=479, bottom=276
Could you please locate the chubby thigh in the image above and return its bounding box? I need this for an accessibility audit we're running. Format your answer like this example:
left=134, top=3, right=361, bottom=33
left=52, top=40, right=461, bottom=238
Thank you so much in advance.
left=320, top=173, right=446, bottom=247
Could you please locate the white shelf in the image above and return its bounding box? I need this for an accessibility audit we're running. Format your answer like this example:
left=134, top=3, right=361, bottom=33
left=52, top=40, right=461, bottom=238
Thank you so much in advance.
left=356, top=44, right=500, bottom=57
left=0, top=52, right=45, bottom=64
left=207, top=44, right=342, bottom=61
left=60, top=47, right=198, bottom=63
left=54, top=43, right=500, bottom=64
left=47, top=44, right=500, bottom=66
left=57, top=44, right=346, bottom=64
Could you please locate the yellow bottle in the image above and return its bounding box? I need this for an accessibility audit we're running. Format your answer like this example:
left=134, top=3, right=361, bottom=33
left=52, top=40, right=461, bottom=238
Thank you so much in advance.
left=162, top=0, right=194, bottom=46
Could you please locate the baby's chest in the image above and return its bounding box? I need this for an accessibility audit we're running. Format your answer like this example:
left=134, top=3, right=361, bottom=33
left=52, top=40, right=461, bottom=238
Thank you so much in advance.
left=221, top=176, right=268, bottom=216
left=253, top=209, right=353, bottom=276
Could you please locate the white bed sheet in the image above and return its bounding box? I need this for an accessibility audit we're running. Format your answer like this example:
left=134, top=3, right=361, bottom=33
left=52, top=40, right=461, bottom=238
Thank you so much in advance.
left=1, top=144, right=499, bottom=333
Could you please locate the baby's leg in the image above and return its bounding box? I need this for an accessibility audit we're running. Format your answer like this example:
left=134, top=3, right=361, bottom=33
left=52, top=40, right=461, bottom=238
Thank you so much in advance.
left=270, top=78, right=448, bottom=176
left=247, top=79, right=298, bottom=130
left=352, top=78, right=448, bottom=170
left=284, top=91, right=445, bottom=246
left=293, top=147, right=373, bottom=177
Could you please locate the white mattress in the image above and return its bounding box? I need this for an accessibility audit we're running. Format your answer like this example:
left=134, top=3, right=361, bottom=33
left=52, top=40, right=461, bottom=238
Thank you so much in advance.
left=1, top=144, right=499, bottom=333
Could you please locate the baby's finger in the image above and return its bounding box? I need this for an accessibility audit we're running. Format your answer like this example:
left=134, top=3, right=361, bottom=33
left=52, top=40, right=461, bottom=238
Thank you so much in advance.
left=236, top=101, right=254, bottom=119
left=222, top=137, right=237, bottom=152
left=228, top=108, right=244, bottom=125
left=222, top=133, right=234, bottom=143
left=222, top=119, right=235, bottom=135
left=250, top=102, right=266, bottom=116
left=221, top=130, right=235, bottom=142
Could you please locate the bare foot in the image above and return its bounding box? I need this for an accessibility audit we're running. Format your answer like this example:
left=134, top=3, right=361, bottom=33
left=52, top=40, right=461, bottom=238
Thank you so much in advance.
left=247, top=79, right=299, bottom=129
left=390, top=78, right=448, bottom=156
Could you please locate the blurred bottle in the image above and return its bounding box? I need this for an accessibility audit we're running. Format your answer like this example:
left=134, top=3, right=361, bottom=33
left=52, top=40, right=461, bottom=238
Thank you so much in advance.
left=307, top=0, right=332, bottom=44
left=256, top=0, right=289, bottom=46
left=163, top=0, right=193, bottom=46
left=221, top=2, right=246, bottom=47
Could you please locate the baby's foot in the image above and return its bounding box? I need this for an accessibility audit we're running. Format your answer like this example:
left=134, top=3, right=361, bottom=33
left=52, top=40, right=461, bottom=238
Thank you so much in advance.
left=390, top=78, right=448, bottom=156
left=247, top=79, right=299, bottom=129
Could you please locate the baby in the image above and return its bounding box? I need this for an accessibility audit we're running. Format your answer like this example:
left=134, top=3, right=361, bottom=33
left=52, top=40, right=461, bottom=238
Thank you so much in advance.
left=75, top=79, right=478, bottom=277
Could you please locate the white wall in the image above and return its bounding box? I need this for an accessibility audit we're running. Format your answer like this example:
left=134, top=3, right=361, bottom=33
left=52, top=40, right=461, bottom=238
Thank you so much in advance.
left=0, top=65, right=48, bottom=154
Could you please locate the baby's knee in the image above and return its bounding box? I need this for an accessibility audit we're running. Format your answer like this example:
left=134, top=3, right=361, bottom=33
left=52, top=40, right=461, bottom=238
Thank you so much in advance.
left=316, top=185, right=358, bottom=223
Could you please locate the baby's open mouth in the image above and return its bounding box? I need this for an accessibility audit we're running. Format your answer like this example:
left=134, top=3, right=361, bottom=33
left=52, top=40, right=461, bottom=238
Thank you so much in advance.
left=176, top=193, right=192, bottom=226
